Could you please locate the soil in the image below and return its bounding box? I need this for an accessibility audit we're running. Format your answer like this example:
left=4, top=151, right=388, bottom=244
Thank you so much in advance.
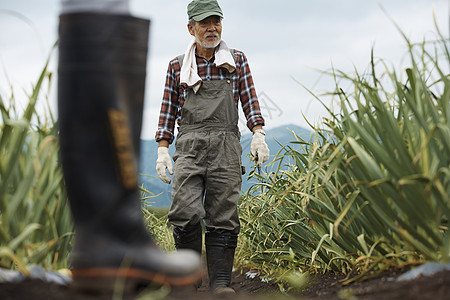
left=0, top=268, right=449, bottom=300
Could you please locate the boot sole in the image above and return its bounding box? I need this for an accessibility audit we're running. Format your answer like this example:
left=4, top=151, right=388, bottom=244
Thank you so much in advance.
left=71, top=267, right=203, bottom=292
left=213, top=287, right=236, bottom=295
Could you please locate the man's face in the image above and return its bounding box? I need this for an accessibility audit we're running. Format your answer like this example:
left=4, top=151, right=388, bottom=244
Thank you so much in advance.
left=189, top=15, right=222, bottom=49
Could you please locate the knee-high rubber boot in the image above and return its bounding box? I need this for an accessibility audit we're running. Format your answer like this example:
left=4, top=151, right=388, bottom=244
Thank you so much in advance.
left=173, top=224, right=203, bottom=290
left=205, top=232, right=238, bottom=294
left=58, top=13, right=202, bottom=292
left=173, top=224, right=203, bottom=256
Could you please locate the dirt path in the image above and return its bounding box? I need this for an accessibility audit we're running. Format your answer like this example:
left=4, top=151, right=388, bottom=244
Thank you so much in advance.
left=0, top=269, right=449, bottom=299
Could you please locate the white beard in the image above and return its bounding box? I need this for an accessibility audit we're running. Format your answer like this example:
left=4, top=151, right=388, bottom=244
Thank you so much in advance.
left=194, top=29, right=221, bottom=49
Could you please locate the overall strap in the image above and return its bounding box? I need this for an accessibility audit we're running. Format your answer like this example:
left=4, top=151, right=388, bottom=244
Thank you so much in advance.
left=177, top=49, right=236, bottom=69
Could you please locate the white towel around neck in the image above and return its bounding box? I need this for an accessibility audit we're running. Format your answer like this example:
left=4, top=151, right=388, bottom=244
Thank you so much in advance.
left=180, top=40, right=236, bottom=94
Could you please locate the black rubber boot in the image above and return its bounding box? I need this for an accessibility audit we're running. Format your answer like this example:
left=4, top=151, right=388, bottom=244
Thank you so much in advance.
left=205, top=231, right=238, bottom=294
left=58, top=13, right=202, bottom=292
left=173, top=224, right=203, bottom=290
left=173, top=223, right=203, bottom=256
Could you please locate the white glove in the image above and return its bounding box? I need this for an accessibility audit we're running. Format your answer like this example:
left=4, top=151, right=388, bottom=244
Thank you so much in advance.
left=251, top=131, right=270, bottom=168
left=156, top=147, right=173, bottom=184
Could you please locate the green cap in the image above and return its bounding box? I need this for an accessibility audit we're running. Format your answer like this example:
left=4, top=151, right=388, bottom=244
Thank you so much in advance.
left=187, top=0, right=223, bottom=21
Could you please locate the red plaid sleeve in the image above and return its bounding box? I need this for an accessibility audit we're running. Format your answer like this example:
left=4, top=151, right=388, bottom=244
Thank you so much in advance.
left=155, top=58, right=181, bottom=144
left=234, top=50, right=265, bottom=131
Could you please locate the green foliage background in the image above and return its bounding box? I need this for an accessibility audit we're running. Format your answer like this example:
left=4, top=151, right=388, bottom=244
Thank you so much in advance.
left=236, top=25, right=449, bottom=284
left=0, top=54, right=73, bottom=272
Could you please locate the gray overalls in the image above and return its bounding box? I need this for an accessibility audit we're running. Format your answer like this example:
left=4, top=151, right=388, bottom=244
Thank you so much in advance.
left=168, top=64, right=242, bottom=235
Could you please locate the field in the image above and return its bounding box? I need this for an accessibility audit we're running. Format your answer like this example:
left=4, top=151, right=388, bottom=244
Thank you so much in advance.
left=0, top=19, right=449, bottom=300
left=0, top=267, right=449, bottom=299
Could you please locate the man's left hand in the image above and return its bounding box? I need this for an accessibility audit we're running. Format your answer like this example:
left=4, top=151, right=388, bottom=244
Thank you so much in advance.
left=251, top=131, right=270, bottom=168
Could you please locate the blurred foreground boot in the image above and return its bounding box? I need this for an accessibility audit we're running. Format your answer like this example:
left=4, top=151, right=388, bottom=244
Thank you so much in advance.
left=205, top=232, right=237, bottom=295
left=58, top=13, right=202, bottom=292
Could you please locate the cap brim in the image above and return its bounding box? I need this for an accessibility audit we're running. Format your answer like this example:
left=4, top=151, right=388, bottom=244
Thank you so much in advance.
left=192, top=11, right=223, bottom=21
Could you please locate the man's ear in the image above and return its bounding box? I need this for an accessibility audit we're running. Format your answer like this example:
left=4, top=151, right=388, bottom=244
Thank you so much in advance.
left=187, top=23, right=195, bottom=37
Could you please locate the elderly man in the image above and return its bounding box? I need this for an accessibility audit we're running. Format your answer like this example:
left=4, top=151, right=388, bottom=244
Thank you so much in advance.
left=155, top=0, right=270, bottom=294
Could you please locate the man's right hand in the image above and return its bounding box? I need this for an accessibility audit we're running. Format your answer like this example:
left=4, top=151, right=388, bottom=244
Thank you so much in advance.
left=156, top=147, right=173, bottom=184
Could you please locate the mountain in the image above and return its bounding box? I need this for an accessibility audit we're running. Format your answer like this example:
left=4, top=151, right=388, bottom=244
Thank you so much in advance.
left=138, top=124, right=313, bottom=208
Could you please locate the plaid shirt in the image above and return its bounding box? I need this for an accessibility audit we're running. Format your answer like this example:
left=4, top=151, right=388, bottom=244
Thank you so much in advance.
left=155, top=49, right=265, bottom=144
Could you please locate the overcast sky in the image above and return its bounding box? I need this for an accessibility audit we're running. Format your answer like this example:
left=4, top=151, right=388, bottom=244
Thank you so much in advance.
left=0, top=0, right=448, bottom=140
